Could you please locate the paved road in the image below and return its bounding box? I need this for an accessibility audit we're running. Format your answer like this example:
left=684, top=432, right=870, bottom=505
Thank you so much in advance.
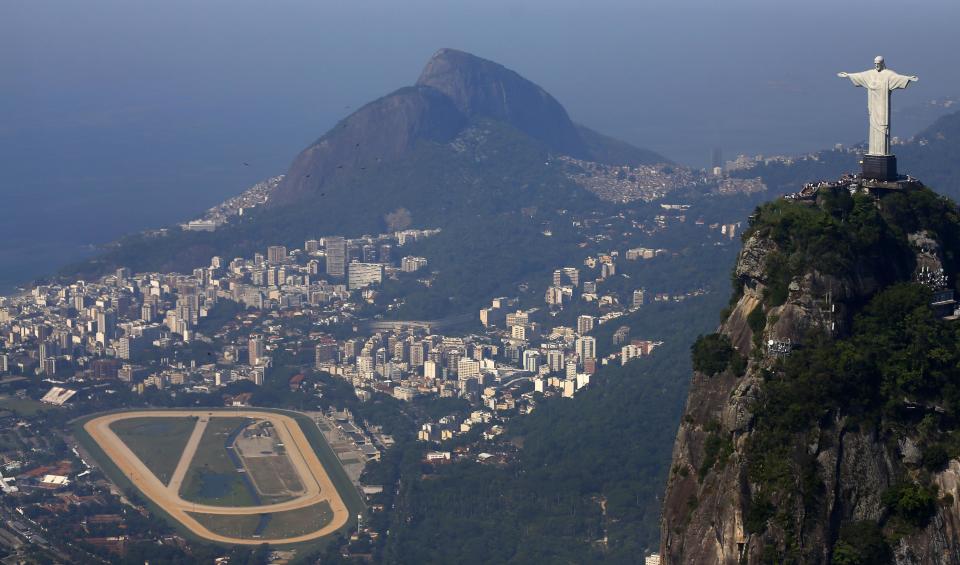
left=84, top=410, right=349, bottom=545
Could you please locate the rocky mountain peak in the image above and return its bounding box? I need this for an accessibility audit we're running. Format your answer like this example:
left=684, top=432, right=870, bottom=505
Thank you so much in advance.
left=270, top=48, right=661, bottom=207
left=414, top=48, right=588, bottom=157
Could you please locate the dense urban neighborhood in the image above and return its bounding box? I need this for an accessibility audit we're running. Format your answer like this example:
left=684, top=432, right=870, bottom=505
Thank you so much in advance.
left=0, top=167, right=749, bottom=562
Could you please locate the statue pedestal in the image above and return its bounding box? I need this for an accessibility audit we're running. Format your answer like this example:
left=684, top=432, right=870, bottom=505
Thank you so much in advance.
left=861, top=154, right=898, bottom=182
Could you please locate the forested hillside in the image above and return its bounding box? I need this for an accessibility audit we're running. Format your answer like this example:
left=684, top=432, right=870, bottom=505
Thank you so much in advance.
left=385, top=292, right=729, bottom=563
left=662, top=183, right=960, bottom=564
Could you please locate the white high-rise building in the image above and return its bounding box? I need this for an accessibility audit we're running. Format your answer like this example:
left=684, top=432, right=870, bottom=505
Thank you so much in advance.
left=553, top=267, right=580, bottom=287
left=457, top=358, right=480, bottom=380
left=348, top=262, right=384, bottom=290
left=576, top=336, right=596, bottom=362
left=409, top=342, right=425, bottom=367
left=267, top=245, right=287, bottom=264
left=424, top=359, right=439, bottom=379
left=249, top=334, right=265, bottom=366
left=546, top=349, right=565, bottom=373
left=522, top=350, right=540, bottom=373
left=401, top=256, right=428, bottom=272
left=576, top=315, right=594, bottom=335
left=511, top=325, right=529, bottom=341
left=357, top=355, right=375, bottom=377
left=622, top=344, right=641, bottom=365
left=325, top=237, right=347, bottom=277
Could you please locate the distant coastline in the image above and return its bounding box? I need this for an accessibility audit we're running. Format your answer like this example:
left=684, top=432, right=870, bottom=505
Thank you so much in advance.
left=0, top=175, right=281, bottom=296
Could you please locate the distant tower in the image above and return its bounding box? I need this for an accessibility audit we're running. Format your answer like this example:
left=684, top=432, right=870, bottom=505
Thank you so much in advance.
left=141, top=302, right=156, bottom=322
left=711, top=147, right=723, bottom=169
left=576, top=336, right=596, bottom=363
left=249, top=334, right=265, bottom=366
left=362, top=244, right=376, bottom=263
left=97, top=309, right=117, bottom=340
left=547, top=349, right=565, bottom=373
left=576, top=315, right=595, bottom=336
left=523, top=350, right=541, bottom=373
left=325, top=236, right=347, bottom=277
left=267, top=245, right=287, bottom=264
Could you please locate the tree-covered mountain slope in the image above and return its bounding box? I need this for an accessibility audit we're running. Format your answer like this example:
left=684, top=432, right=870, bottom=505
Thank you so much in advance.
left=383, top=292, right=732, bottom=564
left=60, top=50, right=668, bottom=291
left=661, top=181, right=960, bottom=564
left=61, top=119, right=613, bottom=316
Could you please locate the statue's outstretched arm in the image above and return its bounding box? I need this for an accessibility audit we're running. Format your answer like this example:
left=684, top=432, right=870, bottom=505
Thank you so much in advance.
left=837, top=72, right=849, bottom=78
left=889, top=72, right=918, bottom=89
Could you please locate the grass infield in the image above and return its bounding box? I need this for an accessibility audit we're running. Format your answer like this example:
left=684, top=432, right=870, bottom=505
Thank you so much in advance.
left=179, top=417, right=257, bottom=507
left=109, top=416, right=197, bottom=485
left=72, top=407, right=365, bottom=553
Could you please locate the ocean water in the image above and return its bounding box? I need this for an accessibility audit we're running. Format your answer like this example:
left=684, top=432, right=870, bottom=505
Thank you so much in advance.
left=0, top=112, right=315, bottom=293
left=4, top=0, right=959, bottom=293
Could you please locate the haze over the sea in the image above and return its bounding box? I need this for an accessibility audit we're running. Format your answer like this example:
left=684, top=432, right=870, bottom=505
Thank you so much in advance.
left=3, top=0, right=960, bottom=292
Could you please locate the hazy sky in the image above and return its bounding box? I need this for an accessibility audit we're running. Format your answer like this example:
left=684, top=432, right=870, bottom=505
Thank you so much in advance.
left=2, top=0, right=959, bottom=288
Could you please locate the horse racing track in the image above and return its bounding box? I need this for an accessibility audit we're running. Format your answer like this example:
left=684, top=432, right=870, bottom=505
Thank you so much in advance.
left=77, top=409, right=360, bottom=546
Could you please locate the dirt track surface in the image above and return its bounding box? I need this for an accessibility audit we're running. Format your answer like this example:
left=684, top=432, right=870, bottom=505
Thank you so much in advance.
left=84, top=410, right=350, bottom=545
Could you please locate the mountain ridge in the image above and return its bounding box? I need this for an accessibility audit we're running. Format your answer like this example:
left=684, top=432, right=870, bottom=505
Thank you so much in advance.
left=270, top=48, right=668, bottom=206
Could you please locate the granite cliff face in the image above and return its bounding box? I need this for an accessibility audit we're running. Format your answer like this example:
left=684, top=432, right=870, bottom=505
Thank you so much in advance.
left=660, top=182, right=960, bottom=564
left=272, top=85, right=465, bottom=207
left=270, top=49, right=666, bottom=207
left=415, top=48, right=587, bottom=158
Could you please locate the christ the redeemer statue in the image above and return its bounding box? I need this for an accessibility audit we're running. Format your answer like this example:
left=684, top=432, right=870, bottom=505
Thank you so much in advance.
left=838, top=56, right=918, bottom=157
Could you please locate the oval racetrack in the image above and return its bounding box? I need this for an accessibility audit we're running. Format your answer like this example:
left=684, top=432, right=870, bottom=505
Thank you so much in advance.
left=83, top=410, right=350, bottom=545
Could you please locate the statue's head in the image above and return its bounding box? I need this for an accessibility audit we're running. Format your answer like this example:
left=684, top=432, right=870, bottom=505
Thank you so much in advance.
left=874, top=56, right=885, bottom=71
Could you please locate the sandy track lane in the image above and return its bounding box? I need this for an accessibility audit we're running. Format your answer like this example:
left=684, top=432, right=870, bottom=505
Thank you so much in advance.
left=167, top=416, right=207, bottom=492
left=83, top=410, right=350, bottom=545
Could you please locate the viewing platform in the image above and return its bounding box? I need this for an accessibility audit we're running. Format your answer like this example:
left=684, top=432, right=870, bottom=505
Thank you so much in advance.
left=786, top=173, right=924, bottom=201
